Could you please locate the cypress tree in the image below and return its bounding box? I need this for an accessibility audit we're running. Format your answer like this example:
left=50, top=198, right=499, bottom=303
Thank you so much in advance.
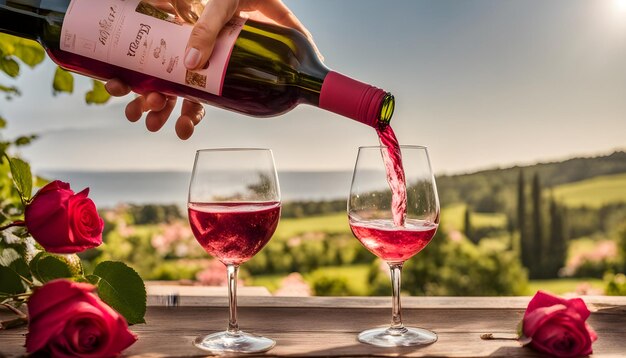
left=531, top=173, right=544, bottom=279
left=464, top=207, right=474, bottom=243
left=517, top=170, right=531, bottom=272
left=546, top=197, right=567, bottom=278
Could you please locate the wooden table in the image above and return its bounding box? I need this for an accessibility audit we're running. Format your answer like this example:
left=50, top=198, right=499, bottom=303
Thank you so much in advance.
left=1, top=295, right=625, bottom=357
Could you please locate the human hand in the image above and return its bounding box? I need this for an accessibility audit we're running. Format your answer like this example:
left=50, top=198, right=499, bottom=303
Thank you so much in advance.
left=105, top=0, right=319, bottom=140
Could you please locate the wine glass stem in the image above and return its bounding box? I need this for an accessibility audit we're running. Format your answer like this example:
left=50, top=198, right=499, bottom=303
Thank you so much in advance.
left=389, top=262, right=406, bottom=332
left=227, top=264, right=240, bottom=334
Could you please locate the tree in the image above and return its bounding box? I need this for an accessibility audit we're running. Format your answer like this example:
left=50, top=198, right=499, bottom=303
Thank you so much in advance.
left=517, top=171, right=532, bottom=273
left=463, top=206, right=474, bottom=242
left=619, top=226, right=626, bottom=273
left=545, top=197, right=567, bottom=278
left=530, top=173, right=544, bottom=279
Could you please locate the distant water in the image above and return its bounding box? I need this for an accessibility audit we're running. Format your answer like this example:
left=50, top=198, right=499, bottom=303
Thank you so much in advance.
left=41, top=170, right=354, bottom=208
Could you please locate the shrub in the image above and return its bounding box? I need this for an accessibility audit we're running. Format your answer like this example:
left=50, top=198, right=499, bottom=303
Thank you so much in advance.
left=368, top=231, right=528, bottom=296
left=308, top=272, right=354, bottom=296
left=604, top=273, right=626, bottom=296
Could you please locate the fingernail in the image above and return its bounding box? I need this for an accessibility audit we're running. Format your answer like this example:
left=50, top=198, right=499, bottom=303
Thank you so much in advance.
left=184, top=48, right=201, bottom=69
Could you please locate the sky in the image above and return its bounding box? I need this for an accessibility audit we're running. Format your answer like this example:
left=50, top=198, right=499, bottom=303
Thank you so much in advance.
left=1, top=0, right=626, bottom=175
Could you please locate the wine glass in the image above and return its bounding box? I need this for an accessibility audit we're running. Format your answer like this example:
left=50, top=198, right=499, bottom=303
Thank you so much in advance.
left=348, top=145, right=440, bottom=347
left=188, top=148, right=280, bottom=354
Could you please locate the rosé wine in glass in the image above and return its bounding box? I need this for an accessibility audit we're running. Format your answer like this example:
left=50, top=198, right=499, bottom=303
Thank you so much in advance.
left=188, top=201, right=280, bottom=265
left=348, top=145, right=440, bottom=347
left=187, top=148, right=280, bottom=354
left=349, top=218, right=437, bottom=262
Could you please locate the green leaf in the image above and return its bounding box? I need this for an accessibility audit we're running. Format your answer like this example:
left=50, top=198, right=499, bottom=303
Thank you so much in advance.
left=0, top=57, right=20, bottom=78
left=0, top=142, right=9, bottom=160
left=34, top=175, right=50, bottom=188
left=53, top=67, right=74, bottom=94
left=8, top=157, right=32, bottom=201
left=0, top=265, right=25, bottom=296
left=0, top=116, right=7, bottom=129
left=0, top=34, right=16, bottom=56
left=93, top=261, right=146, bottom=324
left=85, top=274, right=100, bottom=285
left=14, top=135, right=37, bottom=147
left=12, top=38, right=45, bottom=67
left=0, top=247, right=21, bottom=267
left=85, top=80, right=111, bottom=105
left=9, top=257, right=32, bottom=283
left=29, top=252, right=77, bottom=283
left=0, top=84, right=21, bottom=98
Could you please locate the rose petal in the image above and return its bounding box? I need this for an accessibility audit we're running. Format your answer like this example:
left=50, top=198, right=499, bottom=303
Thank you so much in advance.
left=63, top=313, right=110, bottom=357
left=525, top=291, right=569, bottom=318
left=27, top=280, right=95, bottom=322
left=586, top=322, right=598, bottom=342
left=36, top=180, right=71, bottom=195
left=523, top=304, right=568, bottom=338
left=25, top=181, right=75, bottom=252
left=67, top=194, right=103, bottom=249
left=565, top=297, right=591, bottom=321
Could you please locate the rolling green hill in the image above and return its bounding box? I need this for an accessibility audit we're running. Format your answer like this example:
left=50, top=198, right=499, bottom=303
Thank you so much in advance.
left=552, top=173, right=626, bottom=208
left=436, top=150, right=626, bottom=213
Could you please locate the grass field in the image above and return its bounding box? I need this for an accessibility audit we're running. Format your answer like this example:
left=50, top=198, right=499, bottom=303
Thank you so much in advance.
left=274, top=202, right=511, bottom=240
left=441, top=203, right=508, bottom=231
left=526, top=278, right=604, bottom=295
left=275, top=213, right=349, bottom=239
left=305, top=264, right=371, bottom=295
left=553, top=173, right=626, bottom=208
left=249, top=264, right=370, bottom=295
left=251, top=265, right=605, bottom=296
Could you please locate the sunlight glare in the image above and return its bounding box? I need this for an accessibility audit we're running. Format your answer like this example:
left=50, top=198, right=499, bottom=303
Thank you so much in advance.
left=615, top=0, right=626, bottom=12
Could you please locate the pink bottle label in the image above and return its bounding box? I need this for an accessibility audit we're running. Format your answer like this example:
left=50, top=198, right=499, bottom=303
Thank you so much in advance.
left=60, top=0, right=246, bottom=96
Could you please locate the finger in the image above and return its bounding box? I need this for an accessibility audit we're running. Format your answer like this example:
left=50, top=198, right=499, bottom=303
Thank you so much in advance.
left=185, top=0, right=239, bottom=70
left=175, top=100, right=205, bottom=140
left=145, top=92, right=168, bottom=112
left=145, top=96, right=177, bottom=132
left=181, top=99, right=205, bottom=125
left=105, top=79, right=132, bottom=97
left=125, top=96, right=146, bottom=122
left=175, top=115, right=195, bottom=140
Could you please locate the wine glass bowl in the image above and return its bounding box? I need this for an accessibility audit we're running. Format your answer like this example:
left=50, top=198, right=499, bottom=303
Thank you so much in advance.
left=188, top=148, right=280, bottom=354
left=348, top=145, right=440, bottom=347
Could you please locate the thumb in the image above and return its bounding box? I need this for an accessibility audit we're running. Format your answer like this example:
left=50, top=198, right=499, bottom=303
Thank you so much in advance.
left=184, top=0, right=239, bottom=70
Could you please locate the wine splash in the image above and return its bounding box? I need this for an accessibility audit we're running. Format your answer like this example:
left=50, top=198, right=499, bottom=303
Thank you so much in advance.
left=377, top=125, right=407, bottom=227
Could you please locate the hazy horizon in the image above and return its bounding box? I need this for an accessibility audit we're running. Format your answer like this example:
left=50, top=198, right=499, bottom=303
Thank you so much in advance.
left=2, top=0, right=626, bottom=174
left=39, top=147, right=625, bottom=177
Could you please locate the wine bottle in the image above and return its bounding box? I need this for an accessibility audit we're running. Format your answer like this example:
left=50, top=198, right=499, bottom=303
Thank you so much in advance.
left=0, top=0, right=394, bottom=128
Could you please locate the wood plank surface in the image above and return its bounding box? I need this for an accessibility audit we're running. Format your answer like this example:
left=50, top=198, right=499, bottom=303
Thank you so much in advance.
left=1, top=296, right=624, bottom=357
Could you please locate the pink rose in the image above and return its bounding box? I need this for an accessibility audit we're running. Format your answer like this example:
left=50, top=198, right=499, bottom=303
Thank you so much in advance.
left=25, top=180, right=104, bottom=253
left=522, top=290, right=598, bottom=358
left=26, top=279, right=137, bottom=357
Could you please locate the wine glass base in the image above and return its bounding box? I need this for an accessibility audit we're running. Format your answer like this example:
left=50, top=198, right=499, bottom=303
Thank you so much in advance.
left=358, top=327, right=437, bottom=347
left=193, top=330, right=276, bottom=354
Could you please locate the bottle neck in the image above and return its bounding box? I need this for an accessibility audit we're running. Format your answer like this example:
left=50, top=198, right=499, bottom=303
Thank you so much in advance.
left=0, top=0, right=68, bottom=40
left=318, top=71, right=394, bottom=129
left=0, top=1, right=43, bottom=40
